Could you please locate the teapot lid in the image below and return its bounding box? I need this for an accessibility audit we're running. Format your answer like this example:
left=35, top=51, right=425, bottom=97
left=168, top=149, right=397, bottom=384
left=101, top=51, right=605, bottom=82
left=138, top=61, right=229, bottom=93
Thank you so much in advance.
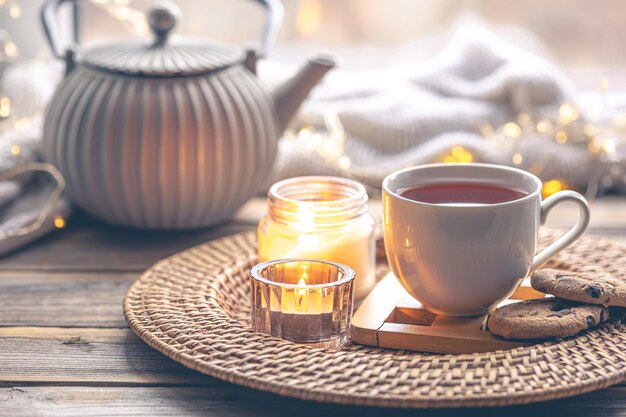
left=82, top=2, right=242, bottom=77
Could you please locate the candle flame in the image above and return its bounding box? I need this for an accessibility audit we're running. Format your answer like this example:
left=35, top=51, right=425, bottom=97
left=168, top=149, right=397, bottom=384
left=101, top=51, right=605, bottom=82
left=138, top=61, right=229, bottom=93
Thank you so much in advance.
left=296, top=274, right=307, bottom=308
left=298, top=267, right=308, bottom=287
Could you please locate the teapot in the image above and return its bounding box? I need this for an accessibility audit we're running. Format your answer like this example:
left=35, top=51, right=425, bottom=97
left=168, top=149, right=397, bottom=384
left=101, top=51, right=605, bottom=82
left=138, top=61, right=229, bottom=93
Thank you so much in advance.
left=40, top=0, right=334, bottom=229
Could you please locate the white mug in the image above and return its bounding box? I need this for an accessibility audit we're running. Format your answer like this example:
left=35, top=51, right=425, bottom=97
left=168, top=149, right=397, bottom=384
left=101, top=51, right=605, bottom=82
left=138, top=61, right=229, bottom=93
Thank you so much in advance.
left=382, top=163, right=590, bottom=317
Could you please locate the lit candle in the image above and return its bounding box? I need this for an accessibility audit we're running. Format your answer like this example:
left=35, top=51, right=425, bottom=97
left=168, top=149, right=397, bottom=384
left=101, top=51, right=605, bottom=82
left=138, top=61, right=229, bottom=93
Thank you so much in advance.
left=296, top=276, right=308, bottom=312
left=250, top=259, right=355, bottom=349
left=258, top=176, right=376, bottom=300
left=280, top=265, right=319, bottom=314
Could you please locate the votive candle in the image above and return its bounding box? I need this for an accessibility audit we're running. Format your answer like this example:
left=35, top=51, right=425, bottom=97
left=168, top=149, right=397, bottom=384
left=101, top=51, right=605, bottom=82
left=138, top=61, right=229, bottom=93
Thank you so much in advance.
left=250, top=259, right=355, bottom=349
left=258, top=176, right=376, bottom=300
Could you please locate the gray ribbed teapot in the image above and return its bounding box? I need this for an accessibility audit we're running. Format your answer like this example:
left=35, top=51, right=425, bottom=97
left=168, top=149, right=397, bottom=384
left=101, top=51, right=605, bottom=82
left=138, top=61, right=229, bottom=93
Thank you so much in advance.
left=40, top=0, right=334, bottom=229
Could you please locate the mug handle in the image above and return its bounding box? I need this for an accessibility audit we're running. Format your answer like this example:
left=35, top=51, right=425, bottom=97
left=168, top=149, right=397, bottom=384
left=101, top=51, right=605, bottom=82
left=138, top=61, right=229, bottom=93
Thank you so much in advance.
left=530, top=190, right=591, bottom=273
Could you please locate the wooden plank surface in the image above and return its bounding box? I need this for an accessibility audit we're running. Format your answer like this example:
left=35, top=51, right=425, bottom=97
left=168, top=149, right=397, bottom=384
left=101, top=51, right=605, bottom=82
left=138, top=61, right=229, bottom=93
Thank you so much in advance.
left=2, top=196, right=626, bottom=416
left=0, top=215, right=251, bottom=272
left=2, top=386, right=626, bottom=417
left=0, top=327, right=218, bottom=385
left=0, top=272, right=135, bottom=328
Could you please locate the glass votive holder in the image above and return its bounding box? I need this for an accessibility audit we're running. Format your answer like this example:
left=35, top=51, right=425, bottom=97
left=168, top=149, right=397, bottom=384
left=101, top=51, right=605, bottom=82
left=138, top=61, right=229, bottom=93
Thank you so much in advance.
left=250, top=259, right=355, bottom=349
left=257, top=176, right=376, bottom=301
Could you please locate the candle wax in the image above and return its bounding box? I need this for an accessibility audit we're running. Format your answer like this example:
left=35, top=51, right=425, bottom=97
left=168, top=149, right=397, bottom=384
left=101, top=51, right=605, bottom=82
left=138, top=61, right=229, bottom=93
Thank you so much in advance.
left=259, top=217, right=375, bottom=300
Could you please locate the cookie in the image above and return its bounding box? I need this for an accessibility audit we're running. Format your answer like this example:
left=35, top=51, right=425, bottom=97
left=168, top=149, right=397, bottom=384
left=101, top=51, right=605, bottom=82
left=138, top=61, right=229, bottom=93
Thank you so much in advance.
left=531, top=269, right=626, bottom=307
left=487, top=298, right=608, bottom=340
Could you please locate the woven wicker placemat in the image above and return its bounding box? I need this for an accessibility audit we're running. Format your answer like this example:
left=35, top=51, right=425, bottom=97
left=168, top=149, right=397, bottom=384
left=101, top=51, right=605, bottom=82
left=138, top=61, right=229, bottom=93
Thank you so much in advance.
left=124, top=229, right=626, bottom=408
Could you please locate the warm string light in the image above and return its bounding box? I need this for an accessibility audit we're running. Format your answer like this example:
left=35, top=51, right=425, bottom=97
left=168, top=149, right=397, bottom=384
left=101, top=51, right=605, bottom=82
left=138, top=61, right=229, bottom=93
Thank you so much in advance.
left=558, top=103, right=579, bottom=125
left=3, top=0, right=614, bottom=195
left=0, top=96, right=11, bottom=118
left=0, top=115, right=68, bottom=236
left=0, top=0, right=146, bottom=64
left=291, top=77, right=625, bottom=200
left=0, top=0, right=20, bottom=20
left=0, top=1, right=68, bottom=241
left=0, top=0, right=20, bottom=58
left=504, top=122, right=521, bottom=138
left=0, top=0, right=71, bottom=237
left=296, top=0, right=322, bottom=37
left=53, top=215, right=66, bottom=229
left=294, top=113, right=352, bottom=175
left=4, top=40, right=17, bottom=57
left=1, top=0, right=624, bottom=229
left=0, top=162, right=67, bottom=238
left=536, top=120, right=551, bottom=134
left=1, top=0, right=65, bottom=239
left=89, top=0, right=149, bottom=36
left=602, top=139, right=617, bottom=154
left=542, top=179, right=567, bottom=198
left=442, top=146, right=474, bottom=163
left=8, top=3, right=19, bottom=18
left=555, top=130, right=568, bottom=144
left=2, top=0, right=621, bottom=194
left=480, top=85, right=626, bottom=197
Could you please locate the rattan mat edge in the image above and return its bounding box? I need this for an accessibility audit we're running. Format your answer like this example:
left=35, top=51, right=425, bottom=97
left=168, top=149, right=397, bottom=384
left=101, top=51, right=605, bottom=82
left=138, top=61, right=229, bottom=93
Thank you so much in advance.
left=124, top=229, right=626, bottom=408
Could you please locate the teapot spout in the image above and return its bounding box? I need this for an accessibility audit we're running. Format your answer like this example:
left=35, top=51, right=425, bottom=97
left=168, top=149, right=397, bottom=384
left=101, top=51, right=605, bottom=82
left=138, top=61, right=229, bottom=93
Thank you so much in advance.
left=273, top=56, right=335, bottom=132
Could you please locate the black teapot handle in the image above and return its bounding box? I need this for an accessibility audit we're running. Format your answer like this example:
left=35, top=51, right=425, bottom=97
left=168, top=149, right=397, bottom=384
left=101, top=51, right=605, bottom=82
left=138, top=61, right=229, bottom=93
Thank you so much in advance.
left=40, top=0, right=284, bottom=73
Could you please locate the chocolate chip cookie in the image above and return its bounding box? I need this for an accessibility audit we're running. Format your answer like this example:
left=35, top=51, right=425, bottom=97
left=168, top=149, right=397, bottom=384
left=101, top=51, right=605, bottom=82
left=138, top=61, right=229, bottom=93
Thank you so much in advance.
left=487, top=298, right=609, bottom=340
left=531, top=269, right=626, bottom=307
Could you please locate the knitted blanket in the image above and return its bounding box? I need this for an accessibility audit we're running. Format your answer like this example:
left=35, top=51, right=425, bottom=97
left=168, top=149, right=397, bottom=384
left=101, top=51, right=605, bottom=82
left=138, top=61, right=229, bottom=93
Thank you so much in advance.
left=263, top=25, right=620, bottom=193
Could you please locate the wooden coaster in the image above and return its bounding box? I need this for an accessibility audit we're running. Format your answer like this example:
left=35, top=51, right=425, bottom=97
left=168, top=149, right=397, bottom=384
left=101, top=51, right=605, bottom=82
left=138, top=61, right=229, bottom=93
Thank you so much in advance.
left=352, top=273, right=545, bottom=354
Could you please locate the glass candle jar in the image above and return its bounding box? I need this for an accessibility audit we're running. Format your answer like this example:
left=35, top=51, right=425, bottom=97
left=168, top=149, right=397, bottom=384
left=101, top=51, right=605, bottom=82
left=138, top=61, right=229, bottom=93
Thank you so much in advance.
left=258, top=176, right=376, bottom=300
left=250, top=259, right=355, bottom=349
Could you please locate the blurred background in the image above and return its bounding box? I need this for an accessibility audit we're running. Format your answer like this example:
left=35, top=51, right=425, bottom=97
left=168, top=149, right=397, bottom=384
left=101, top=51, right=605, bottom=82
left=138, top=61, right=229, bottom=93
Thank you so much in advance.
left=4, top=0, right=626, bottom=76
left=2, top=0, right=626, bottom=247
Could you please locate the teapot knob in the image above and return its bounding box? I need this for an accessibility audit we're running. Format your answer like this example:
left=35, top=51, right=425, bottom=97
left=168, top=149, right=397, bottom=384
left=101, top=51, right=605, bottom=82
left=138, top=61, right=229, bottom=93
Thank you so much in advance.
left=148, top=1, right=180, bottom=45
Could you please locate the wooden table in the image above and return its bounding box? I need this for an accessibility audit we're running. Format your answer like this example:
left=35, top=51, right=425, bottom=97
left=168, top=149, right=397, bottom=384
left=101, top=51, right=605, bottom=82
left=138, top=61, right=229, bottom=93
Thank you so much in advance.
left=2, top=197, right=626, bottom=417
